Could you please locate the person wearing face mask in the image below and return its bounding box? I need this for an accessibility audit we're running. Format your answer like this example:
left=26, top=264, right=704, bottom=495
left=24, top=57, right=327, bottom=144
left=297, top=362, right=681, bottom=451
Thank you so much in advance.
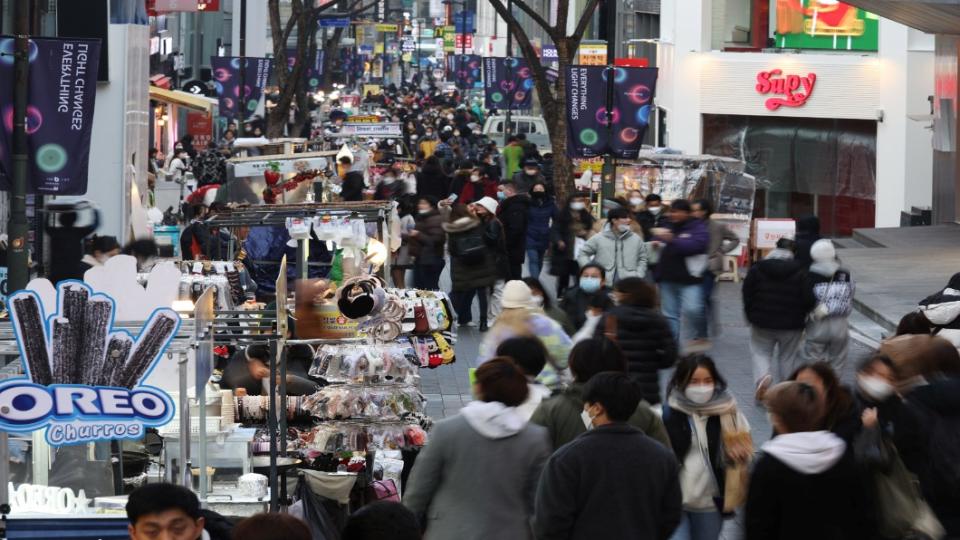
left=448, top=162, right=496, bottom=205
left=78, top=234, right=120, bottom=274
left=497, top=181, right=530, bottom=281
left=444, top=203, right=498, bottom=331
left=801, top=240, right=854, bottom=372
left=595, top=278, right=677, bottom=405
left=530, top=337, right=670, bottom=450
left=168, top=149, right=191, bottom=184
left=408, top=196, right=446, bottom=290
left=525, top=181, right=558, bottom=279
left=550, top=195, right=596, bottom=298
left=479, top=151, right=502, bottom=183
left=373, top=168, right=406, bottom=200
left=560, top=264, right=612, bottom=331
left=418, top=128, right=439, bottom=158
left=577, top=207, right=648, bottom=282
left=662, top=355, right=752, bottom=540
left=534, top=371, right=682, bottom=540
left=512, top=159, right=545, bottom=194
left=522, top=277, right=573, bottom=335
left=635, top=193, right=669, bottom=241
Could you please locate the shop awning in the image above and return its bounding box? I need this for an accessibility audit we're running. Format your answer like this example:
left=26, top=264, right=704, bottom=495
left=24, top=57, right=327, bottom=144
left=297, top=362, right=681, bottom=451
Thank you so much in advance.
left=843, top=0, right=960, bottom=35
left=149, top=86, right=218, bottom=113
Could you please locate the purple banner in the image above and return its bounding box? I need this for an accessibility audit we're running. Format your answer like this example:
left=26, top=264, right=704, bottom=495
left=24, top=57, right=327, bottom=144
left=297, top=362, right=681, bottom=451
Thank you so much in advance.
left=210, top=56, right=273, bottom=121
left=0, top=37, right=101, bottom=195
left=286, top=48, right=324, bottom=92
left=483, top=57, right=534, bottom=110
left=565, top=66, right=658, bottom=159
left=446, top=54, right=481, bottom=88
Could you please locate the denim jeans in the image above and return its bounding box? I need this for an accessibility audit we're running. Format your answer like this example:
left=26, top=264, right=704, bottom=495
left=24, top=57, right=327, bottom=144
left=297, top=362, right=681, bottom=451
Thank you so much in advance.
left=701, top=271, right=716, bottom=338
left=668, top=510, right=723, bottom=540
left=451, top=287, right=488, bottom=326
left=414, top=262, right=444, bottom=291
left=526, top=248, right=546, bottom=278
left=659, top=281, right=707, bottom=342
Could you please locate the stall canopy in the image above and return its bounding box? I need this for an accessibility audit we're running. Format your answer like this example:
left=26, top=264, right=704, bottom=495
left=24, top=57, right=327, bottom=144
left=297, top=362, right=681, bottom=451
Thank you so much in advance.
left=149, top=86, right=218, bottom=114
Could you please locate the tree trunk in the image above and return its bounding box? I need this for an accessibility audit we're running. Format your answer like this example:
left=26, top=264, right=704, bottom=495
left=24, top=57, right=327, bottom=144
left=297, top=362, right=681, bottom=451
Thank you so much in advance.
left=321, top=27, right=345, bottom=89
left=549, top=38, right=575, bottom=204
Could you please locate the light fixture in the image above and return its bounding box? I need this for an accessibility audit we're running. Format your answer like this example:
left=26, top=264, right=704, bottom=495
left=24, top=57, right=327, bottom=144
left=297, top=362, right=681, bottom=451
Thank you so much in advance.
left=172, top=299, right=195, bottom=313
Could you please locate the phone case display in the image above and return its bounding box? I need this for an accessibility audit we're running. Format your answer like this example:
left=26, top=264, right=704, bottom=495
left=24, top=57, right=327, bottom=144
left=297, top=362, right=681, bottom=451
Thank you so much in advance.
left=302, top=385, right=424, bottom=421
left=298, top=422, right=428, bottom=455
left=308, top=342, right=421, bottom=384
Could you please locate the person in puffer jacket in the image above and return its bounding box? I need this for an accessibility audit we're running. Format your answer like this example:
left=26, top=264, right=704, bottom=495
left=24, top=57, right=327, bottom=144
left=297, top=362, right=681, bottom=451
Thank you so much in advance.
left=801, top=239, right=854, bottom=373
left=595, top=277, right=677, bottom=405
left=576, top=207, right=648, bottom=281
left=918, top=271, right=960, bottom=350
left=742, top=238, right=816, bottom=397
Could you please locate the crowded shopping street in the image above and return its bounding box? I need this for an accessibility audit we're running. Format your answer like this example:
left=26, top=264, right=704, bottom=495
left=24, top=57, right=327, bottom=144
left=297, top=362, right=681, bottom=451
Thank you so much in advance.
left=0, top=0, right=959, bottom=539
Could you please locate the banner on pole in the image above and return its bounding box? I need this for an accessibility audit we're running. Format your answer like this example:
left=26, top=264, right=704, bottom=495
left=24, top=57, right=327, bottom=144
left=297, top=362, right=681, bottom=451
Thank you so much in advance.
left=0, top=37, right=102, bottom=195
left=565, top=66, right=658, bottom=159
left=210, top=56, right=273, bottom=121
left=446, top=54, right=481, bottom=88
left=483, top=57, right=534, bottom=110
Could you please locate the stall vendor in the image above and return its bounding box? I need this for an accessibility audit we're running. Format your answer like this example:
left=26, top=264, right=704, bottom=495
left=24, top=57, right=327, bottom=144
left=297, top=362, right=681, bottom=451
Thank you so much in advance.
left=221, top=341, right=318, bottom=396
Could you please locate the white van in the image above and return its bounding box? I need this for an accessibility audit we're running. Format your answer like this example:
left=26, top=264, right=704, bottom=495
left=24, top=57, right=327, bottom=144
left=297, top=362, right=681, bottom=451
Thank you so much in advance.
left=482, top=115, right=552, bottom=155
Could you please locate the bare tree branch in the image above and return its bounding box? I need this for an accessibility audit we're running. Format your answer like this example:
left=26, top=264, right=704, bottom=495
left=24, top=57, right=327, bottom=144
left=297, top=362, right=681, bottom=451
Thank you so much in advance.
left=571, top=0, right=601, bottom=45
left=509, top=0, right=554, bottom=37
left=349, top=0, right=379, bottom=16
left=487, top=0, right=554, bottom=102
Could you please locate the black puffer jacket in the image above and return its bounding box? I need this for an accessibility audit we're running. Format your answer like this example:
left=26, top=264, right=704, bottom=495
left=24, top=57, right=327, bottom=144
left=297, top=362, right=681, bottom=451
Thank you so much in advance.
left=742, top=256, right=816, bottom=330
left=595, top=305, right=677, bottom=404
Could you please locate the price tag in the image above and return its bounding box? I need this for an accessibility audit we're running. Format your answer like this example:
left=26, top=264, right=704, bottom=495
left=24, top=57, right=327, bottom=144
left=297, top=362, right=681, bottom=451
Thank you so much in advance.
left=214, top=263, right=226, bottom=274
left=192, top=262, right=204, bottom=274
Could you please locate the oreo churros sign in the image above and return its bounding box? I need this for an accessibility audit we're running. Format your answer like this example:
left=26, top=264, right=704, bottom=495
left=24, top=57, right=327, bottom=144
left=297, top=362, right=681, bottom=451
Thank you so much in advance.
left=2, top=282, right=179, bottom=445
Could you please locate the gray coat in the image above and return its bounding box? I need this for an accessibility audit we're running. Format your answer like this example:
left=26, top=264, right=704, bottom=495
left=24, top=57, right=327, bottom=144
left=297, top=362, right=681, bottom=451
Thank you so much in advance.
left=404, top=412, right=551, bottom=540
left=577, top=227, right=649, bottom=280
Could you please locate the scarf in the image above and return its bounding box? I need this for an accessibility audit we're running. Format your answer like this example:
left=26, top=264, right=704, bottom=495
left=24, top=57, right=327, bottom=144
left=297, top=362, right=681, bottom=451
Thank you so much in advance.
left=667, top=387, right=738, bottom=418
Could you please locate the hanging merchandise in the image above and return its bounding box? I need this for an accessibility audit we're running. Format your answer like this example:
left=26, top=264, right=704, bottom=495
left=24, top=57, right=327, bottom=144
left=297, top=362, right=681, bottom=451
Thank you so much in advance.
left=301, top=385, right=425, bottom=421
left=309, top=342, right=422, bottom=384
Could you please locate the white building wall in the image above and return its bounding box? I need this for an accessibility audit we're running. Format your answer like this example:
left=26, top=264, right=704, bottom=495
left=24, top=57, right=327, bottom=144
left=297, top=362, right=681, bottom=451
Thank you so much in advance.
left=230, top=0, right=268, bottom=58
left=657, top=1, right=934, bottom=229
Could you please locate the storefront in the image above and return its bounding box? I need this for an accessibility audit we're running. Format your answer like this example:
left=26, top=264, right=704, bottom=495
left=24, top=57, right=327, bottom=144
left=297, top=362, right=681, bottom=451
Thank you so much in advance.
left=149, top=86, right=219, bottom=158
left=696, top=55, right=882, bottom=236
left=658, top=1, right=936, bottom=234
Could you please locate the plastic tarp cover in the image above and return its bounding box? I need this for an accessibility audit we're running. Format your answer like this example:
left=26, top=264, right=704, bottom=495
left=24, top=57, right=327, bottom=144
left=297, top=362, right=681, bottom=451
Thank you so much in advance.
left=703, top=115, right=876, bottom=201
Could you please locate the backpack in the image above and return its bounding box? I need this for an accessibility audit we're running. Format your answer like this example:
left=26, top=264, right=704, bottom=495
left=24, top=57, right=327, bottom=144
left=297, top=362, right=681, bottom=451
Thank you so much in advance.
left=193, top=151, right=223, bottom=185
left=453, top=231, right=485, bottom=264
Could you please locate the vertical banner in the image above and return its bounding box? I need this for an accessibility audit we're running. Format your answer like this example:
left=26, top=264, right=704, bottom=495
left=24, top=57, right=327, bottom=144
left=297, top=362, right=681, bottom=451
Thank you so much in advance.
left=446, top=54, right=481, bottom=88
left=565, top=66, right=658, bottom=159
left=210, top=56, right=273, bottom=121
left=482, top=57, right=534, bottom=110
left=609, top=67, right=657, bottom=159
left=286, top=48, right=324, bottom=92
left=0, top=37, right=101, bottom=195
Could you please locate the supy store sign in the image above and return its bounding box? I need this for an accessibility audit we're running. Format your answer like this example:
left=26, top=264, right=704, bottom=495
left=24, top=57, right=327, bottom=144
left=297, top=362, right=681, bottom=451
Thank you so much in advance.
left=755, top=69, right=817, bottom=111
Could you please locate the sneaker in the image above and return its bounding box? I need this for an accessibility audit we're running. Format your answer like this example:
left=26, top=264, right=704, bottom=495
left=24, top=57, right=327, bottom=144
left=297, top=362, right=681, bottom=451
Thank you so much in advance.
left=463, top=321, right=477, bottom=328
left=479, top=322, right=489, bottom=332
left=755, top=374, right=773, bottom=404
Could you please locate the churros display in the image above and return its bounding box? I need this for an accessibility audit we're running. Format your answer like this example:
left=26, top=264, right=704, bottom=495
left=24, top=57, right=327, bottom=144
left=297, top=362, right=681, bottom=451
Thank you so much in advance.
left=9, top=283, right=181, bottom=389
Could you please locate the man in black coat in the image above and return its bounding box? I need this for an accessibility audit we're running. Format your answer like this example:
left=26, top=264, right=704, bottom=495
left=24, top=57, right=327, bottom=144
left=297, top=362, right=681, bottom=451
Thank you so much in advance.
left=742, top=238, right=816, bottom=397
left=338, top=156, right=366, bottom=201
left=534, top=372, right=681, bottom=540
left=496, top=181, right=530, bottom=280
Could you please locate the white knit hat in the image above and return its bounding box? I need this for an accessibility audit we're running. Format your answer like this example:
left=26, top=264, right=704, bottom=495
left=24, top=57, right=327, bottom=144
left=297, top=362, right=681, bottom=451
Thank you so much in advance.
left=501, top=280, right=533, bottom=309
left=810, top=239, right=836, bottom=262
left=475, top=196, right=499, bottom=215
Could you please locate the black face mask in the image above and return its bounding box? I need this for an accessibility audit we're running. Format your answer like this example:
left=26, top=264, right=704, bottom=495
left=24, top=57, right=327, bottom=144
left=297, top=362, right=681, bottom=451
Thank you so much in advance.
left=531, top=191, right=546, bottom=199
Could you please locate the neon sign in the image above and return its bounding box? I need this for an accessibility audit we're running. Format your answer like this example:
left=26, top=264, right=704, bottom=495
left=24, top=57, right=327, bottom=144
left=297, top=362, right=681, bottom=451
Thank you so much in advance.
left=756, top=69, right=817, bottom=111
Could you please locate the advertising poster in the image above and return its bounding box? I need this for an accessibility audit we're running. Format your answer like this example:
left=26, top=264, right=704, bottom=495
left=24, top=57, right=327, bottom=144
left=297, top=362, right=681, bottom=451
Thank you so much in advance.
left=2, top=281, right=179, bottom=445
left=774, top=1, right=878, bottom=51
left=565, top=66, right=658, bottom=159
left=483, top=57, right=534, bottom=110
left=210, top=56, right=273, bottom=121
left=0, top=37, right=101, bottom=195
left=286, top=48, right=324, bottom=92
left=446, top=54, right=481, bottom=88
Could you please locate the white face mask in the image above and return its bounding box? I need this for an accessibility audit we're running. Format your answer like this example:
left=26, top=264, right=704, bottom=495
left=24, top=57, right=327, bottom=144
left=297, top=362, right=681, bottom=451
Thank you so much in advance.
left=531, top=295, right=544, bottom=308
left=617, top=223, right=631, bottom=233
left=470, top=174, right=481, bottom=182
left=630, top=197, right=644, bottom=206
left=858, top=375, right=894, bottom=401
left=580, top=408, right=595, bottom=430
left=570, top=202, right=586, bottom=211
left=684, top=384, right=715, bottom=404
left=418, top=208, right=431, bottom=215
left=648, top=205, right=662, bottom=215
left=383, top=176, right=396, bottom=184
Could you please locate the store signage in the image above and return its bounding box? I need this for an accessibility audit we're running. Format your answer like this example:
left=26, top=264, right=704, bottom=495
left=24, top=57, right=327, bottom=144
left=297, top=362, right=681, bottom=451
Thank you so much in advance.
left=755, top=69, right=817, bottom=111
left=2, top=282, right=179, bottom=446
left=753, top=218, right=796, bottom=249
left=8, top=483, right=92, bottom=515
left=233, top=155, right=330, bottom=178
left=0, top=37, right=102, bottom=195
left=376, top=24, right=398, bottom=32
left=320, top=18, right=351, bottom=28
left=454, top=34, right=473, bottom=50
left=347, top=115, right=383, bottom=123
left=338, top=123, right=403, bottom=137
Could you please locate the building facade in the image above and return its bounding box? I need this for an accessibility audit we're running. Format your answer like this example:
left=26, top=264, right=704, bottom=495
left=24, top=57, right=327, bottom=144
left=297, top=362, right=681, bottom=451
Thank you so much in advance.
left=658, top=0, right=935, bottom=235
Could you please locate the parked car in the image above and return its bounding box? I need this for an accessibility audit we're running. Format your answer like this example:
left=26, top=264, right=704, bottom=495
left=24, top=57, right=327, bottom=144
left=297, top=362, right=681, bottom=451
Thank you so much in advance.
left=482, top=115, right=553, bottom=155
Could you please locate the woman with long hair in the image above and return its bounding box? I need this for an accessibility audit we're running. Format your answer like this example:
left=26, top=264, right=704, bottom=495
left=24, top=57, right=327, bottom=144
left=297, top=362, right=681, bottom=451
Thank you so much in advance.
left=550, top=193, right=595, bottom=297
left=663, top=355, right=752, bottom=540
left=789, top=362, right=860, bottom=444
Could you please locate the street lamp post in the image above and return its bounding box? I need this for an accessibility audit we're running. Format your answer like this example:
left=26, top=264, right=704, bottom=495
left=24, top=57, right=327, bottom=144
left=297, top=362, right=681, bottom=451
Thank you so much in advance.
left=8, top=0, right=31, bottom=293
left=504, top=0, right=512, bottom=147
left=601, top=0, right=617, bottom=201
